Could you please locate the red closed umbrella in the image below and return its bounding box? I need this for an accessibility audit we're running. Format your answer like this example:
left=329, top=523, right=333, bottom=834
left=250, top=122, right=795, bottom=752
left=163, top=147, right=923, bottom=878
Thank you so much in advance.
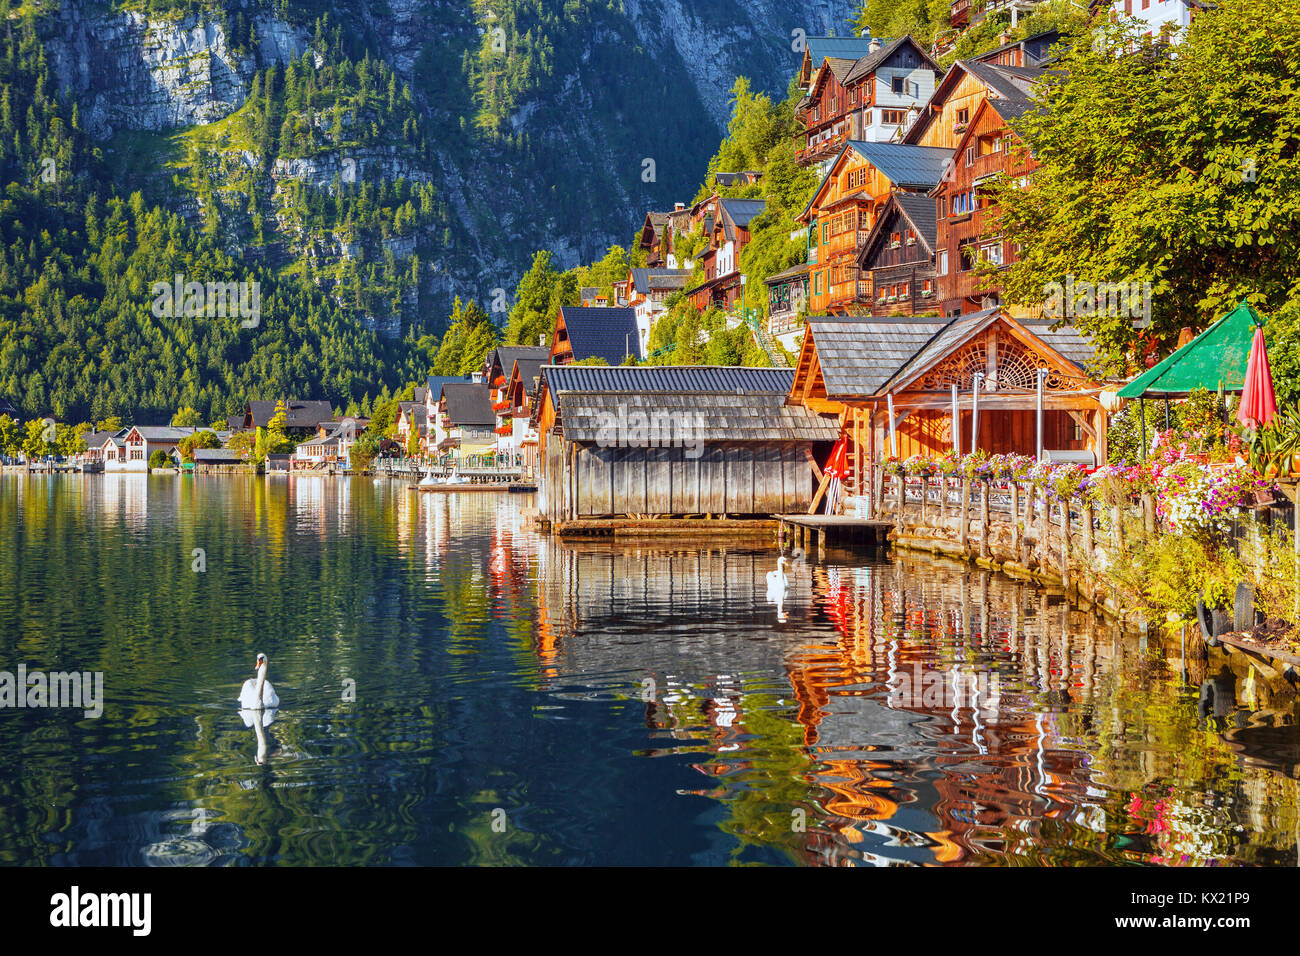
left=1237, top=324, right=1277, bottom=429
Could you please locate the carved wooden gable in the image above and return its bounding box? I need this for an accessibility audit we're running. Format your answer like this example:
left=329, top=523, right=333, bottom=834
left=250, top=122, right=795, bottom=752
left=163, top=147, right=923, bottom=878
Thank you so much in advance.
left=913, top=323, right=1082, bottom=391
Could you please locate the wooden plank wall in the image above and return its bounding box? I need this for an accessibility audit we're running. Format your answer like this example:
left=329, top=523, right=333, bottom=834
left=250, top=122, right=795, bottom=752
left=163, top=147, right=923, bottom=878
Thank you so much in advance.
left=550, top=442, right=816, bottom=517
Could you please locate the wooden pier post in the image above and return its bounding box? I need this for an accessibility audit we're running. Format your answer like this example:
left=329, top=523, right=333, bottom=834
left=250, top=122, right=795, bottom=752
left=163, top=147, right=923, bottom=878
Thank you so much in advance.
left=959, top=478, right=970, bottom=553
left=895, top=475, right=905, bottom=532
left=817, top=528, right=826, bottom=563
left=1010, top=482, right=1021, bottom=553
left=1081, top=502, right=1095, bottom=563
left=1141, top=492, right=1156, bottom=536
left=978, top=480, right=990, bottom=560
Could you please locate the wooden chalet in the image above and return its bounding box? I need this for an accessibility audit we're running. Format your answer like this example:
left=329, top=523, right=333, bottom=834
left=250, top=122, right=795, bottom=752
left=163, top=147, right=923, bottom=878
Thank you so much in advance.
left=857, top=191, right=939, bottom=315
left=764, top=263, right=810, bottom=338
left=789, top=308, right=1108, bottom=505
left=534, top=365, right=839, bottom=522
left=483, top=345, right=549, bottom=455
left=504, top=354, right=550, bottom=475
left=971, top=29, right=1062, bottom=68
left=903, top=58, right=1044, bottom=151
left=549, top=306, right=641, bottom=365
left=242, top=399, right=335, bottom=436
left=637, top=211, right=672, bottom=267
left=796, top=35, right=882, bottom=90
left=800, top=141, right=953, bottom=315
left=684, top=198, right=765, bottom=314
left=795, top=36, right=942, bottom=167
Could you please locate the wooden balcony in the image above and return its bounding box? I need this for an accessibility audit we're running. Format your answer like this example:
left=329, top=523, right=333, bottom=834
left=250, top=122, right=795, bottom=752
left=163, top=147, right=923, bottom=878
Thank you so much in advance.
left=951, top=0, right=970, bottom=26
left=797, top=130, right=848, bottom=167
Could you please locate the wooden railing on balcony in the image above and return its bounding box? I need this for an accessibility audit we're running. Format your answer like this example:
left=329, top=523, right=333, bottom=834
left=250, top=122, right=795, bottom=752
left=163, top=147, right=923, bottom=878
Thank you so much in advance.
left=796, top=130, right=848, bottom=166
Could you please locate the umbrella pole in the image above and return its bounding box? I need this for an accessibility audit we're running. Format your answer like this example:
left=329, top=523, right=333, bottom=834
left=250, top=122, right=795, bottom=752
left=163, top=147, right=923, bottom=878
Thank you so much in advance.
left=1164, top=397, right=1170, bottom=432
left=1139, top=398, right=1147, bottom=462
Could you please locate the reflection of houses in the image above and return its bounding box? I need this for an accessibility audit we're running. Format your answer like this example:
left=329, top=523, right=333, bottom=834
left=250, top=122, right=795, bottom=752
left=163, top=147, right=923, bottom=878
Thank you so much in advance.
left=533, top=365, right=839, bottom=522
left=549, top=305, right=641, bottom=365
left=789, top=308, right=1107, bottom=500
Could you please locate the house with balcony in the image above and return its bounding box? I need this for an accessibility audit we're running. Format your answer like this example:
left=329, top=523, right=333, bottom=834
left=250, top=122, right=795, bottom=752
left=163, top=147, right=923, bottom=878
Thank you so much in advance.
left=108, top=425, right=190, bottom=472
left=903, top=58, right=1044, bottom=150
left=796, top=35, right=886, bottom=90
left=294, top=417, right=368, bottom=470
left=483, top=345, right=550, bottom=458
left=857, top=192, right=939, bottom=316
left=684, top=197, right=766, bottom=315
left=503, top=353, right=550, bottom=474
left=628, top=268, right=691, bottom=353
left=796, top=36, right=941, bottom=168
left=924, top=71, right=1042, bottom=316
left=799, top=140, right=953, bottom=315
left=971, top=29, right=1062, bottom=67
left=242, top=399, right=335, bottom=436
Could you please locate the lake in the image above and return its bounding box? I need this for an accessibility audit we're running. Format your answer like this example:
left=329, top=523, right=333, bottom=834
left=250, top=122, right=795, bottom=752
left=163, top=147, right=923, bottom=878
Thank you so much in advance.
left=0, top=474, right=1297, bottom=866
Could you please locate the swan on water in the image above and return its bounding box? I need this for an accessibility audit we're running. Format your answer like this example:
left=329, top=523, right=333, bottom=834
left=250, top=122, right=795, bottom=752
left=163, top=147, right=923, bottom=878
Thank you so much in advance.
left=766, top=556, right=790, bottom=596
left=237, top=653, right=280, bottom=710
left=419, top=468, right=437, bottom=487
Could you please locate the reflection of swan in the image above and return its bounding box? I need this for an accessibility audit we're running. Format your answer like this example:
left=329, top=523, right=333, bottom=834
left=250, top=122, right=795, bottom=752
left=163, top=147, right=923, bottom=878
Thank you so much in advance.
left=373, top=477, right=384, bottom=485
left=238, top=706, right=278, bottom=765
left=237, top=653, right=280, bottom=709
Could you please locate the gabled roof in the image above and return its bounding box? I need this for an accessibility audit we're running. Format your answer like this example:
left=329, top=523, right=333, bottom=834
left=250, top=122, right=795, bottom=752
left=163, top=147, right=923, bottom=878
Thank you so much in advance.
left=81, top=430, right=123, bottom=449
left=426, top=375, right=469, bottom=400
left=904, top=61, right=1048, bottom=145
left=764, top=262, right=810, bottom=285
left=804, top=36, right=885, bottom=73
left=718, top=198, right=766, bottom=234
left=439, top=382, right=495, bottom=426
left=859, top=191, right=937, bottom=268
left=629, top=268, right=692, bottom=295
left=801, top=141, right=954, bottom=219
left=245, top=400, right=334, bottom=429
left=508, top=355, right=548, bottom=394
left=555, top=306, right=641, bottom=365
left=486, top=345, right=550, bottom=381
left=804, top=316, right=950, bottom=399
left=843, top=35, right=941, bottom=86
left=542, top=364, right=798, bottom=394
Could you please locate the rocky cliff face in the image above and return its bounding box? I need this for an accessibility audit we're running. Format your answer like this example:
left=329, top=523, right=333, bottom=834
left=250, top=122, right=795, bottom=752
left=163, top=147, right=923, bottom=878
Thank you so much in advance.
left=43, top=0, right=845, bottom=336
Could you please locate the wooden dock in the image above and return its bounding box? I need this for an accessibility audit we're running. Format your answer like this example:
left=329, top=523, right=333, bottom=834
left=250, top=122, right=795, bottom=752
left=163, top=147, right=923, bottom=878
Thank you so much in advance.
left=552, top=517, right=779, bottom=538
left=776, top=514, right=892, bottom=559
left=410, top=482, right=536, bottom=494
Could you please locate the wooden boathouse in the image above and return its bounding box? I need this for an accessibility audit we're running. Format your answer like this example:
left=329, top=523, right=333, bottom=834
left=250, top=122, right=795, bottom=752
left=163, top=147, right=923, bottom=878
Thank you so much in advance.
left=790, top=307, right=1109, bottom=506
left=533, top=365, right=841, bottom=526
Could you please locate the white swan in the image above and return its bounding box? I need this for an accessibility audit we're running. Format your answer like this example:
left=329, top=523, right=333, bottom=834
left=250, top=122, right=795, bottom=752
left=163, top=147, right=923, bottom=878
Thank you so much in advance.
left=766, top=556, right=790, bottom=597
left=237, top=653, right=280, bottom=709
left=419, top=468, right=437, bottom=487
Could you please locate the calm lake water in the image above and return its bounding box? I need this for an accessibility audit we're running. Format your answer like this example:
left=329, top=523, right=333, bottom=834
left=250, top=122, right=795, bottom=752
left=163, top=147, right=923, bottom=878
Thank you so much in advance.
left=1, top=474, right=1297, bottom=866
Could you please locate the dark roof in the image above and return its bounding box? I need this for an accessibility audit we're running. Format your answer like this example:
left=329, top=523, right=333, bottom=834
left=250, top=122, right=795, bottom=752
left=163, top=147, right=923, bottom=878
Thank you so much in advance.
left=226, top=416, right=245, bottom=431
left=542, top=364, right=797, bottom=394
left=647, top=273, right=689, bottom=291
left=245, top=400, right=334, bottom=429
left=194, top=448, right=244, bottom=462
left=971, top=29, right=1062, bottom=67
left=487, top=346, right=549, bottom=380
left=556, top=306, right=641, bottom=365
left=847, top=141, right=953, bottom=189
left=843, top=35, right=941, bottom=85
left=629, top=268, right=692, bottom=295
left=764, top=262, right=810, bottom=285
left=81, top=430, right=122, bottom=449
left=860, top=192, right=938, bottom=266
left=807, top=317, right=950, bottom=398
left=805, top=37, right=882, bottom=70
left=553, top=390, right=840, bottom=444
left=713, top=171, right=760, bottom=186
left=509, top=356, right=548, bottom=391
left=718, top=198, right=766, bottom=232
left=426, top=375, right=469, bottom=400
left=821, top=56, right=858, bottom=84
left=905, top=61, right=1047, bottom=145
left=440, top=382, right=495, bottom=426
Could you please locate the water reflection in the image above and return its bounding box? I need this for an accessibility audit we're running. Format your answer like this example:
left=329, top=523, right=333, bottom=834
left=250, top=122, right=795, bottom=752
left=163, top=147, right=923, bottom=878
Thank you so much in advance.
left=0, top=475, right=1297, bottom=866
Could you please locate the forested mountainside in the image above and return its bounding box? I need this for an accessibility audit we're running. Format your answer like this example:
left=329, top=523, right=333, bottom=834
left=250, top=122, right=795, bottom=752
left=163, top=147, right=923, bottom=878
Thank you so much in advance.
left=0, top=0, right=844, bottom=422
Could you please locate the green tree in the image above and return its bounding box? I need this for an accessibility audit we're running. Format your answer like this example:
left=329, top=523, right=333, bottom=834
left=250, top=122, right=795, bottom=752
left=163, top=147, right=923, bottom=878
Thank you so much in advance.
left=178, top=430, right=221, bottom=462
left=0, top=415, right=19, bottom=456
left=173, top=406, right=204, bottom=427
left=995, top=3, right=1300, bottom=373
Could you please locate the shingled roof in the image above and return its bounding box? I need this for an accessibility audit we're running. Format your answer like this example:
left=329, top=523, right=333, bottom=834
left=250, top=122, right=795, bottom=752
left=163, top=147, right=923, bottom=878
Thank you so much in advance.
left=245, top=400, right=334, bottom=430
left=806, top=316, right=950, bottom=399
left=439, top=382, right=495, bottom=427
left=555, top=306, right=641, bottom=365
left=542, top=364, right=797, bottom=394
left=554, top=391, right=841, bottom=444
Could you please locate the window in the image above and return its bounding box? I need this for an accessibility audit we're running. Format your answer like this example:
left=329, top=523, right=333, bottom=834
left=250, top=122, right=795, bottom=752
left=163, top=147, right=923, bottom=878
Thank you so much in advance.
left=848, top=167, right=868, bottom=189
left=965, top=146, right=975, bottom=167
left=822, top=223, right=830, bottom=244
left=938, top=196, right=947, bottom=219
left=980, top=241, right=1003, bottom=266
left=959, top=240, right=978, bottom=271
left=891, top=76, right=904, bottom=95
left=939, top=250, right=949, bottom=274
left=921, top=279, right=934, bottom=297
left=882, top=109, right=907, bottom=125
left=956, top=108, right=970, bottom=127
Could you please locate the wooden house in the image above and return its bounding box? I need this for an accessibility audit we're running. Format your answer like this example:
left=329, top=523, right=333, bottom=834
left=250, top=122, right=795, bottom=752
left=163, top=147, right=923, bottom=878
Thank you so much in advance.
left=533, top=365, right=840, bottom=522
left=789, top=308, right=1108, bottom=503
left=903, top=59, right=1043, bottom=151
left=483, top=345, right=550, bottom=458
left=764, top=263, right=810, bottom=343
left=800, top=141, right=953, bottom=315
left=971, top=29, right=1062, bottom=68
left=637, top=211, right=673, bottom=267
left=857, top=192, right=939, bottom=316
left=549, top=306, right=641, bottom=365
left=795, top=36, right=942, bottom=168
left=684, top=198, right=765, bottom=314
left=627, top=268, right=691, bottom=352
left=242, top=399, right=334, bottom=436
left=505, top=355, right=550, bottom=475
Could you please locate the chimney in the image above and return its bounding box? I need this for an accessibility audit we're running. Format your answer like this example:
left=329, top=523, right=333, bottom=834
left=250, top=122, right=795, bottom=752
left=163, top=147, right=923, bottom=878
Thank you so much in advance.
left=674, top=202, right=685, bottom=211
left=471, top=371, right=483, bottom=384
left=538, top=333, right=546, bottom=347
left=869, top=37, right=883, bottom=53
